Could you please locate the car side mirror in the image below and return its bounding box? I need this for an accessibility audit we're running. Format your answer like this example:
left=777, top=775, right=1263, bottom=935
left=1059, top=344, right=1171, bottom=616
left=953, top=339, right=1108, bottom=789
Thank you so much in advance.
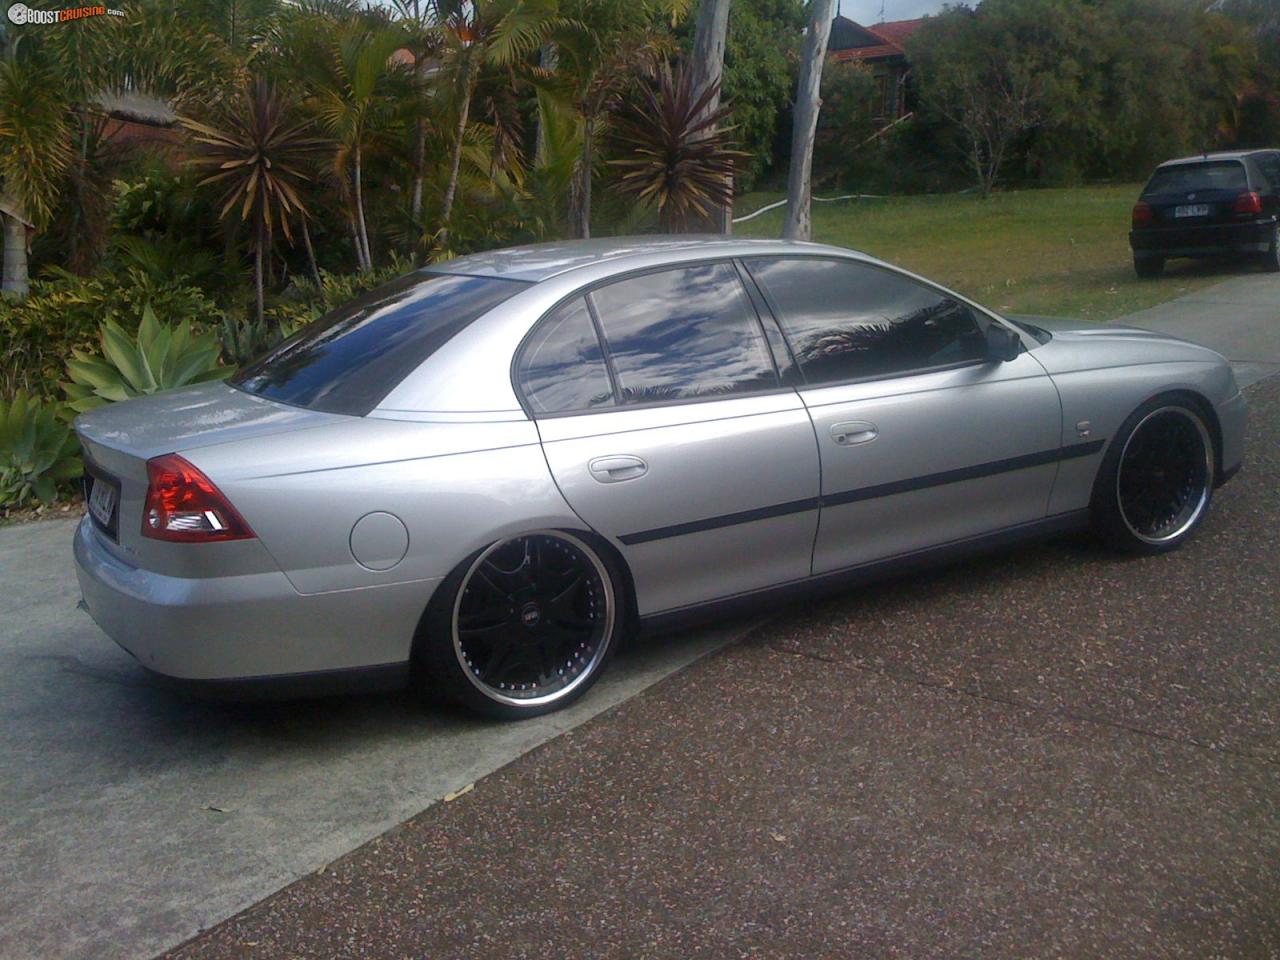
left=985, top=324, right=1022, bottom=362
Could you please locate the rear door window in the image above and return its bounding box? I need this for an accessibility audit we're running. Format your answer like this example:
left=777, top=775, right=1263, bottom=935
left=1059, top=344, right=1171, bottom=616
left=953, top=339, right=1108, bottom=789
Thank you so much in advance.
left=1143, top=161, right=1248, bottom=196
left=232, top=271, right=528, bottom=416
left=588, top=263, right=779, bottom=404
left=746, top=257, right=988, bottom=385
left=516, top=297, right=614, bottom=415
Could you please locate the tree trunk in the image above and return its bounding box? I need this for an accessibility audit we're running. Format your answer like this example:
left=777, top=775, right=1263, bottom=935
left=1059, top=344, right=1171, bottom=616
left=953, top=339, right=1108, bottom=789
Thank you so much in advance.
left=690, top=0, right=733, bottom=234
left=410, top=51, right=431, bottom=226
left=573, top=115, right=594, bottom=239
left=353, top=145, right=372, bottom=271
left=783, top=0, right=837, bottom=241
left=300, top=217, right=322, bottom=287
left=254, top=218, right=265, bottom=324
left=439, top=51, right=475, bottom=252
left=2, top=214, right=28, bottom=298
left=534, top=43, right=559, bottom=165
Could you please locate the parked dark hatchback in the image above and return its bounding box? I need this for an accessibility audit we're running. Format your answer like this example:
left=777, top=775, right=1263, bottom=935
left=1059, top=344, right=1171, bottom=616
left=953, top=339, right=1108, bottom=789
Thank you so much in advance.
left=1130, top=149, right=1280, bottom=277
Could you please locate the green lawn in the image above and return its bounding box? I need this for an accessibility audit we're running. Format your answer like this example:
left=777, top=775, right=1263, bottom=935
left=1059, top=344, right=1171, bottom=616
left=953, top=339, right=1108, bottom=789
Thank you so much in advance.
left=734, top=185, right=1240, bottom=322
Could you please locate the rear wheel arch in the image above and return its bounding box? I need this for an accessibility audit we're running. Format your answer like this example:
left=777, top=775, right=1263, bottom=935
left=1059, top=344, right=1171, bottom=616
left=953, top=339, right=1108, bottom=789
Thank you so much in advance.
left=409, top=525, right=636, bottom=718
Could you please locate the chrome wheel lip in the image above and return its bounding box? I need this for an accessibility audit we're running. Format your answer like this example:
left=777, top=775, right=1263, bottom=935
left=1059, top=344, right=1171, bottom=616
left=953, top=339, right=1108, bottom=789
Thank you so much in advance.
left=451, top=529, right=615, bottom=709
left=1116, top=406, right=1214, bottom=545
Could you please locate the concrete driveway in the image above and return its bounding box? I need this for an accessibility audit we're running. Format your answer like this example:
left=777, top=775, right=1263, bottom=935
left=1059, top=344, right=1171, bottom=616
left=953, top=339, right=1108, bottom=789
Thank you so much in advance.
left=2, top=268, right=1278, bottom=960
left=0, top=520, right=749, bottom=960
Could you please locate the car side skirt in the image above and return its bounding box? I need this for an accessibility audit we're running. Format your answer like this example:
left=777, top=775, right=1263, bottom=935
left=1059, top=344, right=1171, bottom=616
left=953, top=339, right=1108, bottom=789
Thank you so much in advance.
left=637, top=509, right=1092, bottom=637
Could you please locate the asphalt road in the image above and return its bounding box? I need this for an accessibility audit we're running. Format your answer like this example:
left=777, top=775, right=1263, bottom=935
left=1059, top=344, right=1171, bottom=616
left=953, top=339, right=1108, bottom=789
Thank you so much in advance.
left=1, top=270, right=1277, bottom=960
left=166, top=374, right=1280, bottom=960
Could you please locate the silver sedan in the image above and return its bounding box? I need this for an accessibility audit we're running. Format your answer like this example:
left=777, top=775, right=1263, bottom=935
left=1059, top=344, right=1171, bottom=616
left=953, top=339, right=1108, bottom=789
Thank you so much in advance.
left=73, top=238, right=1247, bottom=718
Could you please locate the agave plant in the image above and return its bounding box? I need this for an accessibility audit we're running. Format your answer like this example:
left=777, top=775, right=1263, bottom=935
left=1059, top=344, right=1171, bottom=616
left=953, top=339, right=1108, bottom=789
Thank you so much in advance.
left=608, top=61, right=745, bottom=232
left=0, top=391, right=81, bottom=508
left=63, top=305, right=229, bottom=413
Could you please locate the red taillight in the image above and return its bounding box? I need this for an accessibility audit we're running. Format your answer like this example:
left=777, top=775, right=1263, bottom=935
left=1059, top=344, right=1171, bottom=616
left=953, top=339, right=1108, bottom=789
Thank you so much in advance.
left=1234, top=191, right=1263, bottom=215
left=1131, top=202, right=1153, bottom=227
left=142, top=454, right=255, bottom=543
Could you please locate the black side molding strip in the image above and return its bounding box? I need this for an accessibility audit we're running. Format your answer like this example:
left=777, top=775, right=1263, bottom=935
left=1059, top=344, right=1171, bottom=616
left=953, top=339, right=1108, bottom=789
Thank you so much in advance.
left=619, top=440, right=1105, bottom=546
left=619, top=496, right=822, bottom=546
left=822, top=439, right=1104, bottom=508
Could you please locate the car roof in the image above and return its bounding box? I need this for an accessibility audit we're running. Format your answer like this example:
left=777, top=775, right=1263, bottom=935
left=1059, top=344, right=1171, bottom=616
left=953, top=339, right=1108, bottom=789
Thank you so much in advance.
left=1157, top=149, right=1276, bottom=168
left=433, top=236, right=877, bottom=283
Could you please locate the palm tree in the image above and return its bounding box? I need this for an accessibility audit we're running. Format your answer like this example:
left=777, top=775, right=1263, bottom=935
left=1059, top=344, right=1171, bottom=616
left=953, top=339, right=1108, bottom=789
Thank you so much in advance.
left=610, top=62, right=743, bottom=232
left=181, top=79, right=328, bottom=321
left=289, top=12, right=409, bottom=272
left=435, top=0, right=568, bottom=251
left=0, top=58, right=71, bottom=297
left=552, top=0, right=683, bottom=238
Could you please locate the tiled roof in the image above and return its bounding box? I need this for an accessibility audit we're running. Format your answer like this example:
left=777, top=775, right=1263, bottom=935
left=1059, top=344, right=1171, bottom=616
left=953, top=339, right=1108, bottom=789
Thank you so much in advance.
left=830, top=17, right=925, bottom=62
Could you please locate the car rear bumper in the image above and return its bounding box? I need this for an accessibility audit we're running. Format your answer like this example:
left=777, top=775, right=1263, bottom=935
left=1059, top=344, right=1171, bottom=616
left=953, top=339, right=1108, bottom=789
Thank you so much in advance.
left=1130, top=218, right=1276, bottom=257
left=74, top=517, right=435, bottom=686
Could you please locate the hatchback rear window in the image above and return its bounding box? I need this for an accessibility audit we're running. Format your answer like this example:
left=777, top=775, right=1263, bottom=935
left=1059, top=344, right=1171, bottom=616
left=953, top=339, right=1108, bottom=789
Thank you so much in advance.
left=232, top=272, right=528, bottom=415
left=1143, top=161, right=1248, bottom=196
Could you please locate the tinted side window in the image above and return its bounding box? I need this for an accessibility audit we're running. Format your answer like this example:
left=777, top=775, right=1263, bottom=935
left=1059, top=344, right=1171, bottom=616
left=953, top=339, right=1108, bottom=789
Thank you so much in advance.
left=748, top=258, right=987, bottom=384
left=1256, top=153, right=1280, bottom=192
left=590, top=263, right=778, bottom=404
left=517, top=297, right=614, bottom=415
left=233, top=272, right=528, bottom=415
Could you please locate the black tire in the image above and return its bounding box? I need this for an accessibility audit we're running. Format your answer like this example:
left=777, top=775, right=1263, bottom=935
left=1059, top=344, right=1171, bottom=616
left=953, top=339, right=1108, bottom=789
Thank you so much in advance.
left=1134, top=255, right=1164, bottom=278
left=412, top=530, right=627, bottom=720
left=1260, top=224, right=1280, bottom=273
left=1090, top=395, right=1216, bottom=555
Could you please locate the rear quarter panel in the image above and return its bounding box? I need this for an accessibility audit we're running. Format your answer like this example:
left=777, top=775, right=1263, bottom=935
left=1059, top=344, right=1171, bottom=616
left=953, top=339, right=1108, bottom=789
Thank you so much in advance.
left=183, top=417, right=585, bottom=596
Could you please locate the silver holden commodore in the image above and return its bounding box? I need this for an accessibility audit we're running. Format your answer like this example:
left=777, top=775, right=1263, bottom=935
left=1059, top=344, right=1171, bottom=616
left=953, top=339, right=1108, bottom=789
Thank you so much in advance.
left=74, top=237, right=1246, bottom=719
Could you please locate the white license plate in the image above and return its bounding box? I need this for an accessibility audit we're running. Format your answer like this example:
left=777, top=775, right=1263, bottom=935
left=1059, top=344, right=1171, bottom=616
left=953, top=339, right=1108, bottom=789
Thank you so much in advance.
left=1175, top=204, right=1210, bottom=218
left=88, top=477, right=117, bottom=528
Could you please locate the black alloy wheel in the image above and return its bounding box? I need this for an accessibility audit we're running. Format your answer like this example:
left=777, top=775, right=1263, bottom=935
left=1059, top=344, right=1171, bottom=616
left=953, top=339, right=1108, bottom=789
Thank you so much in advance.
left=1092, top=398, right=1215, bottom=554
left=416, top=530, right=623, bottom=719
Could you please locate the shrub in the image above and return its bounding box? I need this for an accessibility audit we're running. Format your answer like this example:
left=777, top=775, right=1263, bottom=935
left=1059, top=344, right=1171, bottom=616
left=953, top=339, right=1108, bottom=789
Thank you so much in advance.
left=64, top=306, right=230, bottom=413
left=0, top=391, right=81, bottom=508
left=0, top=268, right=223, bottom=400
left=219, top=313, right=305, bottom=366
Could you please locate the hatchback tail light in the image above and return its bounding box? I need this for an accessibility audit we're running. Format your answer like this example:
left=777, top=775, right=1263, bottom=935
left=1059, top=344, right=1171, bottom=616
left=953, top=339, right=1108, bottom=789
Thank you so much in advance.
left=1131, top=202, right=1153, bottom=227
left=142, top=454, right=255, bottom=543
left=1234, top=191, right=1263, bottom=215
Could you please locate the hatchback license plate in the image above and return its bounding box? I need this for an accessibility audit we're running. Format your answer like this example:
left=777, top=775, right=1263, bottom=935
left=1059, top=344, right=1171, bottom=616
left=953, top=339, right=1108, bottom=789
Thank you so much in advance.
left=86, top=470, right=119, bottom=539
left=1175, top=204, right=1210, bottom=218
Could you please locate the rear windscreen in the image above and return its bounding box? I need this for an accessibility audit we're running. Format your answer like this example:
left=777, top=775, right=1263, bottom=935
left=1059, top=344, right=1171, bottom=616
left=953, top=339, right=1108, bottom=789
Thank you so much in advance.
left=1143, top=161, right=1248, bottom=196
left=231, top=271, right=528, bottom=415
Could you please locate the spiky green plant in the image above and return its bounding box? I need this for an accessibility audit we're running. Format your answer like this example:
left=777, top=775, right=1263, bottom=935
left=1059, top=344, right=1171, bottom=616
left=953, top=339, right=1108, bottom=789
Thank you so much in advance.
left=0, top=391, right=81, bottom=507
left=609, top=61, right=744, bottom=232
left=181, top=79, right=328, bottom=322
left=63, top=305, right=229, bottom=413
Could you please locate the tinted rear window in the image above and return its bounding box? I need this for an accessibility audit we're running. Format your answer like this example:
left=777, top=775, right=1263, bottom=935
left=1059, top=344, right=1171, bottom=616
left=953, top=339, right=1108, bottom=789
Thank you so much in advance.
left=232, top=272, right=527, bottom=415
left=1143, top=161, right=1248, bottom=196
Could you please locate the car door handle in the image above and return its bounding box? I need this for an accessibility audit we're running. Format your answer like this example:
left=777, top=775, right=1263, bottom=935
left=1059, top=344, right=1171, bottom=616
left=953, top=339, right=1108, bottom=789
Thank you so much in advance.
left=830, top=421, right=878, bottom=446
left=588, top=455, right=648, bottom=483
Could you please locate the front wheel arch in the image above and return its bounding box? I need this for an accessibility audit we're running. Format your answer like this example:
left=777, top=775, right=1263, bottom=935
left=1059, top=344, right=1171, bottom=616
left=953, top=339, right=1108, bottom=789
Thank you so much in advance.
left=1090, top=391, right=1219, bottom=553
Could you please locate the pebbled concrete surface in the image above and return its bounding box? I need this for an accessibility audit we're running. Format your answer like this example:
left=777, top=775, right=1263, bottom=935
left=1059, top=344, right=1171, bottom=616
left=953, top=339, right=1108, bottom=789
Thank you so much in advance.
left=165, top=378, right=1280, bottom=959
left=0, top=522, right=750, bottom=960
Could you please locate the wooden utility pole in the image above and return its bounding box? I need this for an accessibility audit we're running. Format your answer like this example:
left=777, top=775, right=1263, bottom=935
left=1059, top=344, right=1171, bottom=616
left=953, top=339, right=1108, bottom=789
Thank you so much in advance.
left=783, top=0, right=836, bottom=241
